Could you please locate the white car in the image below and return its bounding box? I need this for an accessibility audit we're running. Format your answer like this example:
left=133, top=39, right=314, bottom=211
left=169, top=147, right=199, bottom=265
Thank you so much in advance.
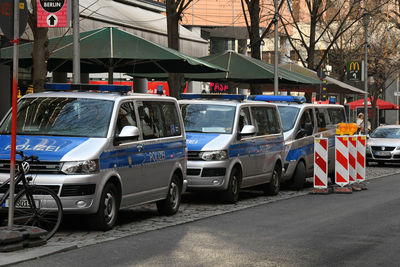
left=366, top=125, right=400, bottom=166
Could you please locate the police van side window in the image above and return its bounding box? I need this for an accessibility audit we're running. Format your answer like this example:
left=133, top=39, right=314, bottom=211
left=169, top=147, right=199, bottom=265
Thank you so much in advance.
left=251, top=107, right=279, bottom=136
left=138, top=101, right=181, bottom=140
left=162, top=102, right=182, bottom=137
left=328, top=108, right=345, bottom=124
left=238, top=107, right=251, bottom=132
left=116, top=102, right=137, bottom=135
left=315, top=108, right=330, bottom=132
left=297, top=109, right=314, bottom=138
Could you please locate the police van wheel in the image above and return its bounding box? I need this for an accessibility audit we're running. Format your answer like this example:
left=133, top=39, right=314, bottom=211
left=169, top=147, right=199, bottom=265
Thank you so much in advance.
left=264, top=164, right=281, bottom=196
left=222, top=168, right=241, bottom=204
left=289, top=161, right=306, bottom=190
left=157, top=174, right=182, bottom=216
left=91, top=182, right=120, bottom=231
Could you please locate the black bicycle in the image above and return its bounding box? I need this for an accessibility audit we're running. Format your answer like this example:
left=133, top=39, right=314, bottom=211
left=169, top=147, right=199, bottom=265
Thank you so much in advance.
left=0, top=151, right=63, bottom=240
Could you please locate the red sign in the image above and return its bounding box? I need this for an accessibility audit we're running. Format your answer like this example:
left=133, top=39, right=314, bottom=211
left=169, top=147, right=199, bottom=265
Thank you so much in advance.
left=37, top=0, right=67, bottom=28
left=210, top=82, right=229, bottom=93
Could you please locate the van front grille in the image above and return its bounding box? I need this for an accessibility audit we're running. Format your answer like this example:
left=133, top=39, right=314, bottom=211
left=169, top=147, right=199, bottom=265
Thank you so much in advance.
left=188, top=151, right=202, bottom=160
left=0, top=160, right=62, bottom=174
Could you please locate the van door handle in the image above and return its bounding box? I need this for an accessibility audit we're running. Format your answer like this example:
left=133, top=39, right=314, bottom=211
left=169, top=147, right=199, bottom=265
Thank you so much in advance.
left=137, top=145, right=143, bottom=152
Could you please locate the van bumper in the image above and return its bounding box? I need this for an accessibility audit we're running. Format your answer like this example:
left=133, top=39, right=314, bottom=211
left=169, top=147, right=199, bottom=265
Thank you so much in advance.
left=0, top=172, right=105, bottom=214
left=186, top=160, right=230, bottom=190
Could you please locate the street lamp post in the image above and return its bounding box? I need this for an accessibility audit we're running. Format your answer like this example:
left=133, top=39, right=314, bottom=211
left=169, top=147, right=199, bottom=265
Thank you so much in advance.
left=363, top=12, right=369, bottom=135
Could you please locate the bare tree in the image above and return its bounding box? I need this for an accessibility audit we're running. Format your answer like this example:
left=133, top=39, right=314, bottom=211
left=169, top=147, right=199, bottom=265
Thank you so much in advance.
left=165, top=0, right=192, bottom=98
left=240, top=0, right=285, bottom=94
left=367, top=18, right=400, bottom=129
left=27, top=1, right=48, bottom=93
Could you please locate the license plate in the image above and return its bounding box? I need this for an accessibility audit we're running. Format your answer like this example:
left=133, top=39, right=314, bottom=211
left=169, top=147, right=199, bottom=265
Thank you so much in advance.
left=4, top=199, right=40, bottom=208
left=375, top=151, right=391, bottom=156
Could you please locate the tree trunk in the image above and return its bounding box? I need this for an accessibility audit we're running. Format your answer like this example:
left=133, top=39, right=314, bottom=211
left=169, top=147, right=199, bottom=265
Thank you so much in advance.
left=28, top=2, right=48, bottom=93
left=166, top=0, right=184, bottom=99
left=247, top=0, right=262, bottom=95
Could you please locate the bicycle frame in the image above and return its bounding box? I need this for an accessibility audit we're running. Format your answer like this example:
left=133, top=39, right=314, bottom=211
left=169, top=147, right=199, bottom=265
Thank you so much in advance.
left=0, top=163, right=38, bottom=211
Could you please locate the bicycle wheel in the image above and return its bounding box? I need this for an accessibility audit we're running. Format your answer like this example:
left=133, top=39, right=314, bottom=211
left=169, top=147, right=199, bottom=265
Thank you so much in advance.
left=14, top=186, right=63, bottom=240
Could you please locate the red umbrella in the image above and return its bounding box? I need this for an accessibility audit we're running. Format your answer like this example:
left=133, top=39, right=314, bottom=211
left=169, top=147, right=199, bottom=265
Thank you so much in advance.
left=346, top=98, right=399, bottom=110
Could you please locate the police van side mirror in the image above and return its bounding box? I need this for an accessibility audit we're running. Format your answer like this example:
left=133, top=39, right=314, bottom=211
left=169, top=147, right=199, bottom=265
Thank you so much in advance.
left=295, top=129, right=307, bottom=139
left=239, top=125, right=256, bottom=138
left=304, top=123, right=314, bottom=136
left=115, top=126, right=140, bottom=144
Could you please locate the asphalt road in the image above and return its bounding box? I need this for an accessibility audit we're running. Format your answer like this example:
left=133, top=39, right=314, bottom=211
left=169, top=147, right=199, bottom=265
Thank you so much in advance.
left=14, top=172, right=400, bottom=267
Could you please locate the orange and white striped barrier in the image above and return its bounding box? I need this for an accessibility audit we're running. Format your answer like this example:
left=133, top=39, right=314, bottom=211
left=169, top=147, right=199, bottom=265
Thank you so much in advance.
left=334, top=136, right=352, bottom=193
left=312, top=138, right=329, bottom=194
left=356, top=135, right=367, bottom=189
left=348, top=136, right=357, bottom=184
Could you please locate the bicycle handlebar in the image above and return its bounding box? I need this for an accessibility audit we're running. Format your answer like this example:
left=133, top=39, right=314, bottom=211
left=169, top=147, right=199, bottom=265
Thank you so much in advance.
left=16, top=151, right=39, bottom=162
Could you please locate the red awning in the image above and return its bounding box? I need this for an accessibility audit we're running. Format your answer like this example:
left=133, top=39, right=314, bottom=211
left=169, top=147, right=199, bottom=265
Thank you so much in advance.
left=346, top=98, right=399, bottom=110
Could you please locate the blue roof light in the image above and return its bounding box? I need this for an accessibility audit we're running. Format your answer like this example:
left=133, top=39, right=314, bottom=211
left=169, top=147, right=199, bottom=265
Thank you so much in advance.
left=180, top=94, right=246, bottom=101
left=248, top=95, right=305, bottom=104
left=44, top=83, right=132, bottom=93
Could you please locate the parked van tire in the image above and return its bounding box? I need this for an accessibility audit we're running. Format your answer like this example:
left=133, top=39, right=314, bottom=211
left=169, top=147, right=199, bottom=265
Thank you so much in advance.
left=91, top=182, right=120, bottom=231
left=157, top=174, right=182, bottom=216
left=222, top=168, right=241, bottom=204
left=289, top=161, right=306, bottom=190
left=264, top=164, right=281, bottom=196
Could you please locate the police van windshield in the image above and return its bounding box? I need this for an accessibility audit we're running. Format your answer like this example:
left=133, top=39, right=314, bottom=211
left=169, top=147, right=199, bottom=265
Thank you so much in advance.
left=0, top=97, right=114, bottom=138
left=277, top=106, right=300, bottom=132
left=180, top=104, right=236, bottom=134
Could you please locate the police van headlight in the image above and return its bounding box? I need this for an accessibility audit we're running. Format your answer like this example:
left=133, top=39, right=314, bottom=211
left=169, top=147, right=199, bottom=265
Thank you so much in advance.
left=61, top=160, right=99, bottom=174
left=200, top=151, right=228, bottom=161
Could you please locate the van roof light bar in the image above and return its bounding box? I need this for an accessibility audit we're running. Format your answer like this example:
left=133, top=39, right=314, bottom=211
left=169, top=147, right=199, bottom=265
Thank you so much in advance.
left=248, top=95, right=306, bottom=104
left=180, top=93, right=246, bottom=101
left=44, top=83, right=132, bottom=93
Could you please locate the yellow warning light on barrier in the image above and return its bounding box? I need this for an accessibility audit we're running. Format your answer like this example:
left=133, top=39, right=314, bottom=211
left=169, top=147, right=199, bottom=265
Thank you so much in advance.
left=348, top=123, right=358, bottom=135
left=336, top=123, right=359, bottom=135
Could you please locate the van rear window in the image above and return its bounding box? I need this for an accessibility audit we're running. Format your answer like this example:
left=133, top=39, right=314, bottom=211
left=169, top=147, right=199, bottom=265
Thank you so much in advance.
left=0, top=97, right=114, bottom=138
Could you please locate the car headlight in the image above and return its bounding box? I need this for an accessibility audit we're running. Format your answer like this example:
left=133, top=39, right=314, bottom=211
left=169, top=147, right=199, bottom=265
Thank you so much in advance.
left=396, top=146, right=400, bottom=150
left=200, top=150, right=228, bottom=161
left=61, top=160, right=99, bottom=174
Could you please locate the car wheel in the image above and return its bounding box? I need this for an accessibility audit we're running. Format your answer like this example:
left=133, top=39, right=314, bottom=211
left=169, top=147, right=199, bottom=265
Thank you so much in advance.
left=90, top=182, right=120, bottom=231
left=221, top=168, right=241, bottom=204
left=289, top=161, right=306, bottom=190
left=263, top=164, right=281, bottom=196
left=157, top=174, right=182, bottom=216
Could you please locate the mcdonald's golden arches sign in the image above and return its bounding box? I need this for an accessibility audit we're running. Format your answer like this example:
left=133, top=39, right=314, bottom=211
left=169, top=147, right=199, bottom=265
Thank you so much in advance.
left=346, top=61, right=361, bottom=81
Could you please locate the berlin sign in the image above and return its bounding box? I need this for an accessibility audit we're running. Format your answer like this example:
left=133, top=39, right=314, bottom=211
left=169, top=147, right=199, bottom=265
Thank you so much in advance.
left=37, top=0, right=68, bottom=28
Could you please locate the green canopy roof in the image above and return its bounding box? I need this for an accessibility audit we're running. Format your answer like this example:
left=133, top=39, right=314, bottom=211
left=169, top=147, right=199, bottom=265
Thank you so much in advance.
left=129, top=50, right=322, bottom=85
left=0, top=27, right=226, bottom=74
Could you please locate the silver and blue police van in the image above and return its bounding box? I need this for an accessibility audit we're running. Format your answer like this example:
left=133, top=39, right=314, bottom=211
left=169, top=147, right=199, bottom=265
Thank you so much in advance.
left=249, top=95, right=346, bottom=189
left=0, top=84, right=187, bottom=230
left=179, top=94, right=284, bottom=203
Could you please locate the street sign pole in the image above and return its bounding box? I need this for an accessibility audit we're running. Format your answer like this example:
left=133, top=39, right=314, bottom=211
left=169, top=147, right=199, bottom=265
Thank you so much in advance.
left=72, top=0, right=80, bottom=83
left=8, top=0, right=20, bottom=229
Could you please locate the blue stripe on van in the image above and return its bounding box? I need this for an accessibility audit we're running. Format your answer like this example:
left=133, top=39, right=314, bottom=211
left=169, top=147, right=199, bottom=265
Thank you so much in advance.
left=99, top=140, right=186, bottom=170
left=286, top=143, right=314, bottom=162
left=0, top=135, right=89, bottom=161
left=229, top=137, right=284, bottom=158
